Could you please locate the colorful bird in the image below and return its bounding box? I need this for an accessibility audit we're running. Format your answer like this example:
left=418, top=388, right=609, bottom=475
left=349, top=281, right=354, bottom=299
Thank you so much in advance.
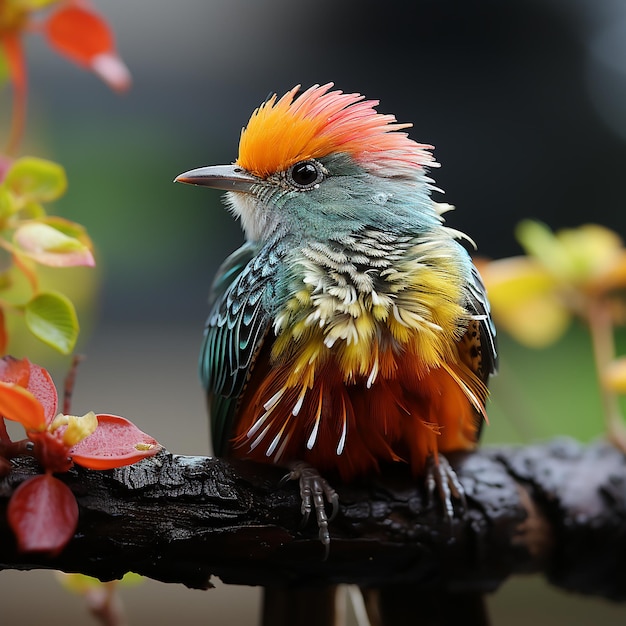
left=176, top=83, right=497, bottom=545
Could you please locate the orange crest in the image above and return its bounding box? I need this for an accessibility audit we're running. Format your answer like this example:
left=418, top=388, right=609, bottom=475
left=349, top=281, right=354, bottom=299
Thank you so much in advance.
left=237, top=83, right=435, bottom=178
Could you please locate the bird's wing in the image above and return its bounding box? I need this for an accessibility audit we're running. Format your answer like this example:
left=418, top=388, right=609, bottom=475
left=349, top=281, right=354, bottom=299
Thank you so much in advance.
left=200, top=243, right=275, bottom=455
left=466, top=263, right=498, bottom=381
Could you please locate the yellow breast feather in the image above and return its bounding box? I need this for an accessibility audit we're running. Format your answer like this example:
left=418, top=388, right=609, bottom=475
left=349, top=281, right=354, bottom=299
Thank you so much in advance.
left=271, top=232, right=470, bottom=388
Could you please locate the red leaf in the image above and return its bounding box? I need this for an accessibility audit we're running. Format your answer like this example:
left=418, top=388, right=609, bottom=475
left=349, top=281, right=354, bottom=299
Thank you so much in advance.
left=69, top=414, right=161, bottom=470
left=0, top=356, right=58, bottom=424
left=90, top=51, right=131, bottom=93
left=0, top=356, right=30, bottom=387
left=0, top=381, right=46, bottom=430
left=24, top=361, right=58, bottom=425
left=43, top=5, right=114, bottom=65
left=41, top=5, right=131, bottom=93
left=7, top=474, right=78, bottom=555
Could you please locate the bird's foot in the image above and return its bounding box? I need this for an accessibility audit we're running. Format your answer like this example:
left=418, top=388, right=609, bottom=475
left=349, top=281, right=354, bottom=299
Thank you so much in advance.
left=280, top=461, right=339, bottom=558
left=425, top=454, right=466, bottom=523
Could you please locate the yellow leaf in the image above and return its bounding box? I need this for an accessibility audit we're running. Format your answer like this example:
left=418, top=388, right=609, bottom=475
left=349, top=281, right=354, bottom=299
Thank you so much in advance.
left=557, top=224, right=624, bottom=281
left=517, top=221, right=626, bottom=291
left=481, top=256, right=571, bottom=347
left=516, top=220, right=571, bottom=279
left=590, top=251, right=626, bottom=294
left=55, top=571, right=144, bottom=595
left=482, top=256, right=556, bottom=306
left=604, top=358, right=626, bottom=394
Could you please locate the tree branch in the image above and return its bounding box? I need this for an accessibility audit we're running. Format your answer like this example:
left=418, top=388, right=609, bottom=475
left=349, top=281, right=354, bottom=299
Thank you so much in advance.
left=0, top=438, right=624, bottom=600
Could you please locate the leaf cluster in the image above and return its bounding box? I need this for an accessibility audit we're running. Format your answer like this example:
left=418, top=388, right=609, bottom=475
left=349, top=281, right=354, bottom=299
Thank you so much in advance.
left=0, top=157, right=94, bottom=354
left=481, top=221, right=626, bottom=448
left=0, top=356, right=161, bottom=555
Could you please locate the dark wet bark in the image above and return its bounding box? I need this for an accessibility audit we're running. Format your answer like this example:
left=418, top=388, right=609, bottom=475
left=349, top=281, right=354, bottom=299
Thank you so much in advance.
left=0, top=438, right=624, bottom=602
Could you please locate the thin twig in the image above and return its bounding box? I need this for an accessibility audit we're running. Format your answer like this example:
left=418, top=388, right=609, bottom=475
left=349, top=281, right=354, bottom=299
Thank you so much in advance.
left=1, top=34, right=27, bottom=156
left=587, top=299, right=626, bottom=449
left=63, top=355, right=85, bottom=415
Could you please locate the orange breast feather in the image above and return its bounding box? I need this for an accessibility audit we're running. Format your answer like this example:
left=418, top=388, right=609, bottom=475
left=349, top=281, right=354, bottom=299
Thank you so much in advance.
left=230, top=332, right=486, bottom=482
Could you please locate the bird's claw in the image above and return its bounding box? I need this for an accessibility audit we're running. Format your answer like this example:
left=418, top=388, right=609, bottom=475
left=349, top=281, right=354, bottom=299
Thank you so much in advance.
left=282, top=461, right=339, bottom=557
left=426, top=454, right=466, bottom=523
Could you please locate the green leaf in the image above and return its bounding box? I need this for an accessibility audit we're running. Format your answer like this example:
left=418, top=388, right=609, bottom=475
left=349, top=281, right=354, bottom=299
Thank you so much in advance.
left=20, top=201, right=46, bottom=219
left=24, top=291, right=79, bottom=354
left=0, top=271, right=12, bottom=292
left=4, top=158, right=67, bottom=203
left=42, top=216, right=93, bottom=246
left=0, top=186, right=16, bottom=220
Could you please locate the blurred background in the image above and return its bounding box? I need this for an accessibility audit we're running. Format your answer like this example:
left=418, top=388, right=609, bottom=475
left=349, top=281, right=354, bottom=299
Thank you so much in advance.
left=3, top=0, right=626, bottom=623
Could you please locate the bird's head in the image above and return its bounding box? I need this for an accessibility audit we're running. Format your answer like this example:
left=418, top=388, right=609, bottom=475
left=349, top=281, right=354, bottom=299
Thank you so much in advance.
left=176, top=83, right=440, bottom=243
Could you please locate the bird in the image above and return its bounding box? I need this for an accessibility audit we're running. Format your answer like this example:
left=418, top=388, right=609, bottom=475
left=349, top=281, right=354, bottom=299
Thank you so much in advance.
left=176, top=83, right=496, bottom=624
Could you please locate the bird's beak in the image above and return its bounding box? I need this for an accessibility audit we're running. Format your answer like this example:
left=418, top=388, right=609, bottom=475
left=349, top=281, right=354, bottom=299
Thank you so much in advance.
left=174, top=164, right=260, bottom=193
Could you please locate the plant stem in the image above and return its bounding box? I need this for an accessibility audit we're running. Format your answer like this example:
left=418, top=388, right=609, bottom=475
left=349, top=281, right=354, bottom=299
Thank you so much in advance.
left=63, top=355, right=84, bottom=415
left=1, top=33, right=27, bottom=156
left=587, top=299, right=626, bottom=450
left=86, top=582, right=128, bottom=626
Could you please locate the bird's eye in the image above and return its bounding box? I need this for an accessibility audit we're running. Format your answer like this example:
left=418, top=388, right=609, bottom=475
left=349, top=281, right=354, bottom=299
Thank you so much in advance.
left=288, top=160, right=324, bottom=190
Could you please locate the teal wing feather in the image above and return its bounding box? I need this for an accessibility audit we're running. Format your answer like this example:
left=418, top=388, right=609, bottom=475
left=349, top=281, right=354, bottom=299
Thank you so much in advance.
left=199, top=243, right=279, bottom=456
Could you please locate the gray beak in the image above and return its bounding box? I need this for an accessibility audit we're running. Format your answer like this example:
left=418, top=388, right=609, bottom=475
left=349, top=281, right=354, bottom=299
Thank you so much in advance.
left=174, top=164, right=259, bottom=192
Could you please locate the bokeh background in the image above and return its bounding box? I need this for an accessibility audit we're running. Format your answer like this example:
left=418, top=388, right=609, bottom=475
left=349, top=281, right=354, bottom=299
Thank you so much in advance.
left=3, top=0, right=626, bottom=623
